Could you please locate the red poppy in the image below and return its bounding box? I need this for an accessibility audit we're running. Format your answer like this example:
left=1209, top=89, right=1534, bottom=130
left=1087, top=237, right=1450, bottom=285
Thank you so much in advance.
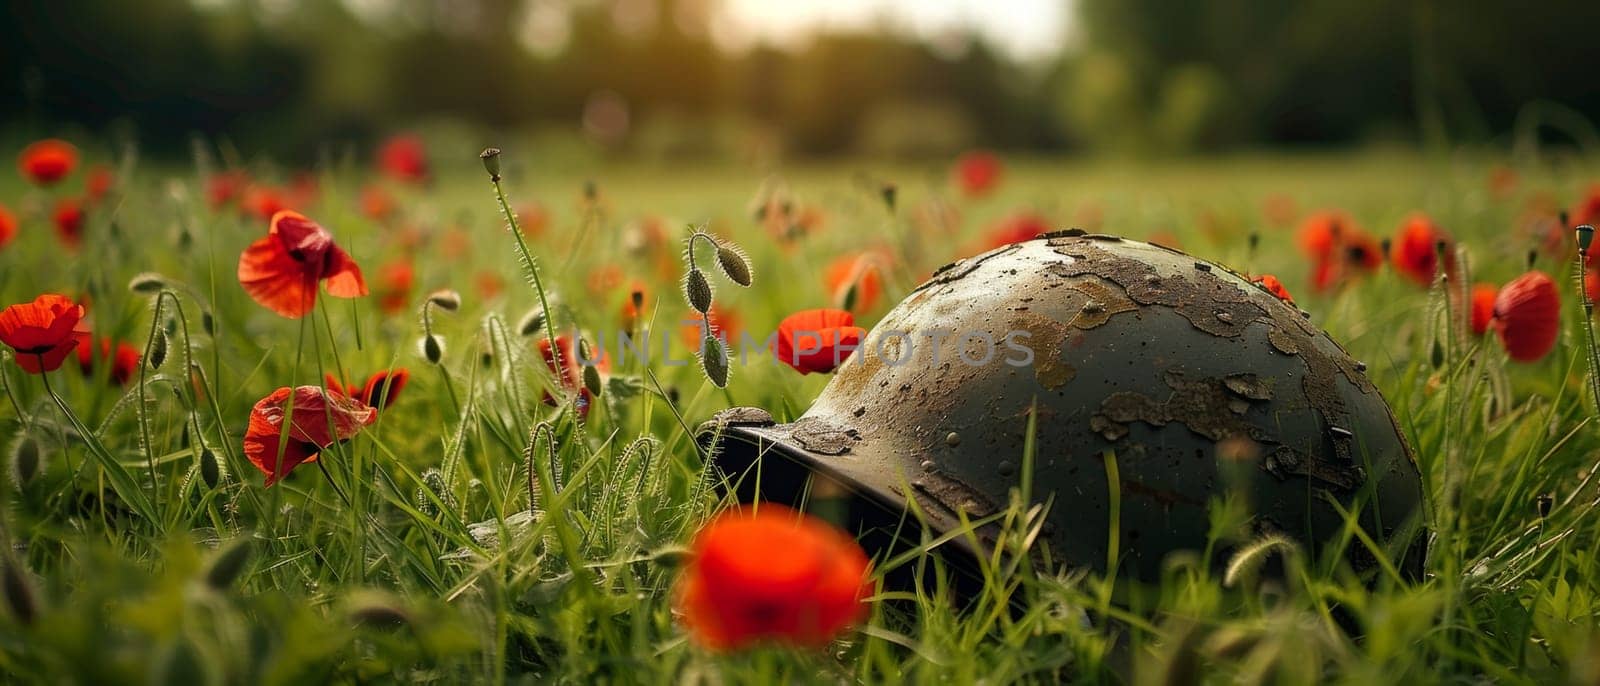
left=981, top=212, right=1051, bottom=251
left=288, top=172, right=320, bottom=209
left=1261, top=194, right=1298, bottom=228
left=0, top=294, right=88, bottom=374
left=1251, top=274, right=1293, bottom=303
left=675, top=504, right=872, bottom=652
left=1295, top=210, right=1358, bottom=262
left=824, top=253, right=886, bottom=313
left=516, top=203, right=550, bottom=239
left=0, top=203, right=15, bottom=250
left=376, top=134, right=429, bottom=184
left=1492, top=271, right=1560, bottom=362
left=1390, top=213, right=1455, bottom=287
left=375, top=259, right=415, bottom=315
left=953, top=150, right=1003, bottom=198
left=538, top=336, right=607, bottom=418
left=586, top=263, right=624, bottom=295
left=85, top=164, right=115, bottom=204
left=243, top=185, right=290, bottom=221
left=238, top=210, right=367, bottom=318
left=1571, top=183, right=1600, bottom=228
left=18, top=139, right=78, bottom=186
left=774, top=309, right=865, bottom=375
left=620, top=282, right=650, bottom=331
left=76, top=337, right=141, bottom=385
left=206, top=171, right=248, bottom=210
left=242, top=386, right=377, bottom=486
left=1469, top=283, right=1498, bottom=336
left=1487, top=165, right=1518, bottom=200
left=1587, top=270, right=1600, bottom=306
left=53, top=197, right=85, bottom=250
left=327, top=369, right=410, bottom=410
left=360, top=184, right=397, bottom=222
left=475, top=270, right=506, bottom=301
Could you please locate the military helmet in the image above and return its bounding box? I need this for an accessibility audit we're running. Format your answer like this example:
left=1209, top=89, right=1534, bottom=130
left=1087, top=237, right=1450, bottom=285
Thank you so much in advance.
left=698, top=232, right=1428, bottom=584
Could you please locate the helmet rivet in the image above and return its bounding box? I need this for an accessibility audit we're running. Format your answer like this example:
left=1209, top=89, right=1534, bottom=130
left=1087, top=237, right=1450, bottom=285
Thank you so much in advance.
left=1355, top=361, right=1368, bottom=372
left=997, top=461, right=1016, bottom=477
left=1082, top=301, right=1105, bottom=314
left=1194, top=262, right=1212, bottom=272
left=1215, top=311, right=1234, bottom=324
left=918, top=459, right=936, bottom=471
left=1143, top=274, right=1161, bottom=285
left=945, top=432, right=961, bottom=447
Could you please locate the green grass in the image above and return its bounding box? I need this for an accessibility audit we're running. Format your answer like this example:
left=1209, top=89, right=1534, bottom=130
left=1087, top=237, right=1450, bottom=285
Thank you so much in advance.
left=1, top=147, right=1599, bottom=683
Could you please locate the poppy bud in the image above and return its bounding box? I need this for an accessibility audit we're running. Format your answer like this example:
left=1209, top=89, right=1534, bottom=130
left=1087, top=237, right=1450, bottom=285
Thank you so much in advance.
left=1536, top=492, right=1553, bottom=519
left=579, top=339, right=603, bottom=397
left=584, top=180, right=599, bottom=202
left=1248, top=232, right=1260, bottom=252
left=204, top=537, right=253, bottom=591
left=147, top=332, right=168, bottom=371
left=427, top=289, right=462, bottom=312
left=1430, top=338, right=1444, bottom=369
left=631, top=288, right=645, bottom=311
left=517, top=309, right=546, bottom=336
left=9, top=434, right=41, bottom=488
left=199, top=448, right=220, bottom=489
left=128, top=272, right=167, bottom=294
left=701, top=335, right=729, bottom=388
left=2, top=557, right=37, bottom=625
left=479, top=148, right=502, bottom=180
left=350, top=602, right=411, bottom=629
left=716, top=245, right=753, bottom=287
left=840, top=283, right=860, bottom=313
left=880, top=183, right=897, bottom=212
left=1578, top=225, right=1595, bottom=253
left=201, top=311, right=215, bottom=337
left=685, top=269, right=713, bottom=314
left=422, top=335, right=444, bottom=365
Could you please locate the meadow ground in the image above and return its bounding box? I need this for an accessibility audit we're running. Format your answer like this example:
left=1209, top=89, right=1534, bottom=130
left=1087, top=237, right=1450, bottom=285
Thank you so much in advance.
left=1, top=146, right=1599, bottom=683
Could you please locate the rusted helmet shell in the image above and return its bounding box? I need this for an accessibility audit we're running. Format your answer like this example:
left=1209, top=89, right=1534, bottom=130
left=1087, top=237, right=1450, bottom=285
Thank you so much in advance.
left=699, top=233, right=1427, bottom=583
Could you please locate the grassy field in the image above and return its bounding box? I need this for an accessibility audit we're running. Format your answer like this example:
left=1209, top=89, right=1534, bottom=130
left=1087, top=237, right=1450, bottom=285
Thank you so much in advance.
left=1, top=146, right=1599, bottom=684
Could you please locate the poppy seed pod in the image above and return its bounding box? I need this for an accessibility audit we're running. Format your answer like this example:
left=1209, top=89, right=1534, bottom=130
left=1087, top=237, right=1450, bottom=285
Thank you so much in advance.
left=1578, top=224, right=1595, bottom=253
left=479, top=148, right=501, bottom=180
left=699, top=234, right=1427, bottom=590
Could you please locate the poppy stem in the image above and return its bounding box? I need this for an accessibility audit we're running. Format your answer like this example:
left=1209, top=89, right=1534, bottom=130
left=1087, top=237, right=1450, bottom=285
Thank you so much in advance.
left=135, top=290, right=168, bottom=494
left=1574, top=248, right=1600, bottom=414
left=0, top=358, right=32, bottom=433
left=315, top=455, right=354, bottom=509
left=486, top=161, right=565, bottom=400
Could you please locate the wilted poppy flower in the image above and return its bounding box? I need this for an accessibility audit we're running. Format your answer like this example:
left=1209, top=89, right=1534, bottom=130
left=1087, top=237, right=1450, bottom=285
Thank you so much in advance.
left=328, top=369, right=410, bottom=410
left=824, top=253, right=886, bottom=313
left=53, top=197, right=85, bottom=250
left=76, top=337, right=141, bottom=385
left=18, top=139, right=78, bottom=186
left=1469, top=283, right=1498, bottom=336
left=1390, top=213, right=1455, bottom=287
left=375, top=259, right=415, bottom=315
left=0, top=294, right=87, bottom=374
left=238, top=210, right=367, bottom=318
left=774, top=309, right=865, bottom=374
left=538, top=336, right=607, bottom=418
left=0, top=203, right=15, bottom=249
left=1492, top=271, right=1560, bottom=362
left=953, top=150, right=1003, bottom=198
left=242, top=386, right=377, bottom=486
left=360, top=184, right=397, bottom=222
left=981, top=212, right=1051, bottom=251
left=1251, top=274, right=1293, bottom=303
left=675, top=504, right=872, bottom=652
left=377, top=134, right=429, bottom=184
left=85, top=164, right=115, bottom=204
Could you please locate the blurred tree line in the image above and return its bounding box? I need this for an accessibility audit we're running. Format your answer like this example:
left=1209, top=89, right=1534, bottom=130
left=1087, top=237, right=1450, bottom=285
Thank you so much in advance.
left=2, top=0, right=1598, bottom=160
